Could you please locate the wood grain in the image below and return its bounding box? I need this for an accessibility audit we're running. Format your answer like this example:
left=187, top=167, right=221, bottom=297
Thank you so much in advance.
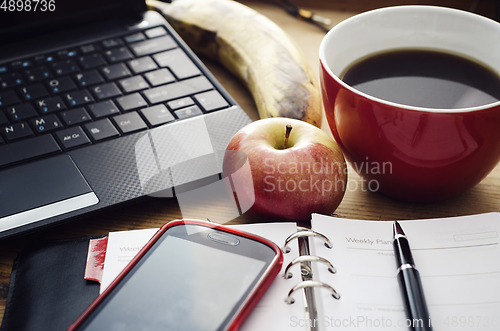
left=1, top=0, right=499, bottom=324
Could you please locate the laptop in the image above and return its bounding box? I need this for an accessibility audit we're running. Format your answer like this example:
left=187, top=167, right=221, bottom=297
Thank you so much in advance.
left=0, top=0, right=252, bottom=239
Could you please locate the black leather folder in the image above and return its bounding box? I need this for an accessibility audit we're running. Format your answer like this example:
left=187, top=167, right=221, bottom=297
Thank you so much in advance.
left=1, top=236, right=104, bottom=331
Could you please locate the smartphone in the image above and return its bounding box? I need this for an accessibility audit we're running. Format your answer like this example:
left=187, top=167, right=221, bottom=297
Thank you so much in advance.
left=68, top=220, right=283, bottom=331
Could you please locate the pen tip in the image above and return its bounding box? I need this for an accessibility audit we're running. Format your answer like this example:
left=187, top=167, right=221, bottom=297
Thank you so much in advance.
left=393, top=221, right=405, bottom=237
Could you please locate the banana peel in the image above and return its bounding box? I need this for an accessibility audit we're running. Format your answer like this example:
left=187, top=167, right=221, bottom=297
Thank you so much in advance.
left=147, top=0, right=323, bottom=127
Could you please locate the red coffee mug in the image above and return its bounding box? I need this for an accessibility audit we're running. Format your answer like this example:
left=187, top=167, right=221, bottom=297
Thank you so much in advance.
left=320, top=6, right=500, bottom=202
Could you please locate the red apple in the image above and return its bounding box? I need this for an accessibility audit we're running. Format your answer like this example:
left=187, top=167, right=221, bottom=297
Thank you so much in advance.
left=223, top=118, right=347, bottom=221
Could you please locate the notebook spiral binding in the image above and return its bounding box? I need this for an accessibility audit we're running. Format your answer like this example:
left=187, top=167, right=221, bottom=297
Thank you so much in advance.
left=282, top=228, right=341, bottom=305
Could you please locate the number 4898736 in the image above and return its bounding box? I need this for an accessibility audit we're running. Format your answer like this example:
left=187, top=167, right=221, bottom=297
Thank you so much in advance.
left=1, top=0, right=56, bottom=11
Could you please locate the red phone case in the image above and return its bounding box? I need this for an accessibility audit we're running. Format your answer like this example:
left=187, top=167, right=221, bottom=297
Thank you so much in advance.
left=68, top=220, right=284, bottom=331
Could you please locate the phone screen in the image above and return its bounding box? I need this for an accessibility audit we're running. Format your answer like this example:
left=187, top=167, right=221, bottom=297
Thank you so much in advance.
left=76, top=224, right=276, bottom=331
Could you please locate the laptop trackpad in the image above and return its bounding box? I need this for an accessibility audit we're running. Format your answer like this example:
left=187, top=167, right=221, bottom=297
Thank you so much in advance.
left=0, top=155, right=99, bottom=231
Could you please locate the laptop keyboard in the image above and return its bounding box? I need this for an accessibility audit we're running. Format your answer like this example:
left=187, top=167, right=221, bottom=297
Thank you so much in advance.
left=0, top=26, right=232, bottom=168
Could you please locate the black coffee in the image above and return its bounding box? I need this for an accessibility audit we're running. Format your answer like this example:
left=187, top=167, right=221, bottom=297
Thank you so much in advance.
left=341, top=49, right=500, bottom=109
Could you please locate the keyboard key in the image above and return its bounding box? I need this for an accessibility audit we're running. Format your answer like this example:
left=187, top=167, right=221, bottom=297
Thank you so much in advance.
left=0, top=72, right=23, bottom=88
left=129, top=36, right=176, bottom=57
left=6, top=103, right=38, bottom=121
left=31, top=114, right=63, bottom=133
left=174, top=105, right=203, bottom=120
left=45, top=55, right=56, bottom=63
left=124, top=33, right=146, bottom=43
left=143, top=68, right=175, bottom=87
left=56, top=51, right=68, bottom=59
left=33, top=55, right=45, bottom=64
left=34, top=55, right=47, bottom=64
left=23, top=66, right=52, bottom=83
left=0, top=111, right=8, bottom=125
left=46, top=76, right=77, bottom=94
left=115, top=93, right=147, bottom=111
left=34, top=54, right=56, bottom=65
left=84, top=118, right=119, bottom=141
left=141, top=104, right=175, bottom=126
left=101, top=63, right=131, bottom=81
left=143, top=76, right=212, bottom=104
left=11, top=60, right=31, bottom=70
left=80, top=44, right=101, bottom=54
left=75, top=70, right=105, bottom=87
left=194, top=90, right=229, bottom=112
left=79, top=53, right=107, bottom=70
left=20, top=84, right=49, bottom=101
left=88, top=100, right=120, bottom=118
left=60, top=108, right=91, bottom=126
left=145, top=27, right=167, bottom=39
left=67, top=50, right=79, bottom=58
left=51, top=60, right=80, bottom=76
left=36, top=96, right=67, bottom=114
left=57, top=49, right=78, bottom=59
left=153, top=49, right=201, bottom=79
left=119, top=76, right=149, bottom=93
left=102, top=38, right=123, bottom=49
left=2, top=122, right=34, bottom=141
left=91, top=83, right=122, bottom=101
left=113, top=111, right=147, bottom=133
left=167, top=97, right=194, bottom=110
left=127, top=57, right=158, bottom=74
left=104, top=47, right=134, bottom=63
left=0, top=90, right=21, bottom=107
left=0, top=135, right=61, bottom=167
left=56, top=126, right=90, bottom=149
left=64, top=90, right=94, bottom=107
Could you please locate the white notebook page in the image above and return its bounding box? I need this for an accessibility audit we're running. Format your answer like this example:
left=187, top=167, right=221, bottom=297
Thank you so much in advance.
left=310, top=213, right=500, bottom=331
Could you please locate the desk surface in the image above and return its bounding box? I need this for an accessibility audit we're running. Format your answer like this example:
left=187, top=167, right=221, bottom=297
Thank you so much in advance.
left=1, top=0, right=499, bottom=323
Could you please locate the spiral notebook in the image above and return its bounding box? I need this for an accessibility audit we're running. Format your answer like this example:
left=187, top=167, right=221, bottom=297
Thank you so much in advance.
left=101, top=213, right=500, bottom=331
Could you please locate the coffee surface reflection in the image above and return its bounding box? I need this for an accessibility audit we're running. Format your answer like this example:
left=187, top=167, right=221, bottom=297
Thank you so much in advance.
left=341, top=49, right=500, bottom=109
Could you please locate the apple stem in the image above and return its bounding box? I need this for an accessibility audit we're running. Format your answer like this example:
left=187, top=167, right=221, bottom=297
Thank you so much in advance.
left=283, top=124, right=292, bottom=149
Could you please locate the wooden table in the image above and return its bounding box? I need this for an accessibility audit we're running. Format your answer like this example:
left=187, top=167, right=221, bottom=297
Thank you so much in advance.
left=1, top=0, right=499, bottom=324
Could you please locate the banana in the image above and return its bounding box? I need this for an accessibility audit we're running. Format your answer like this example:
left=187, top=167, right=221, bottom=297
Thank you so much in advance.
left=147, top=0, right=323, bottom=127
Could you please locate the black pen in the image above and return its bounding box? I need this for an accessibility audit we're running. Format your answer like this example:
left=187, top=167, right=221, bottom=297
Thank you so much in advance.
left=393, top=221, right=433, bottom=331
